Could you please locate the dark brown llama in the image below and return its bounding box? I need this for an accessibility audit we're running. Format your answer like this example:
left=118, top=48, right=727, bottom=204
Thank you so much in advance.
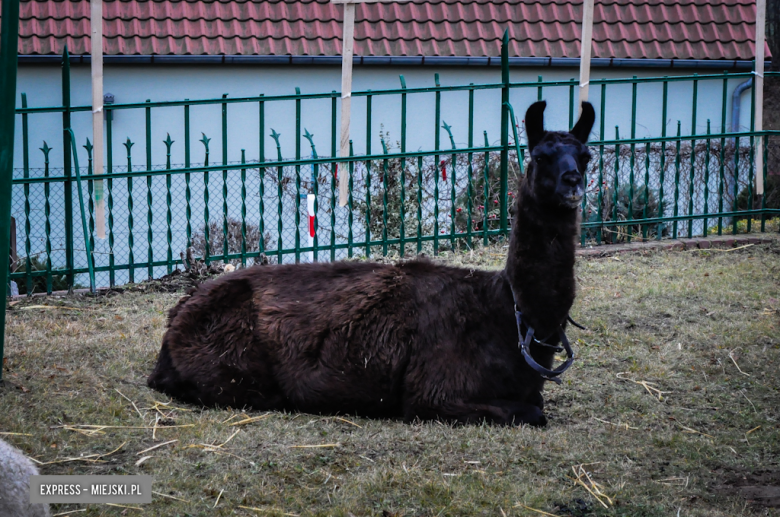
left=148, top=100, right=595, bottom=426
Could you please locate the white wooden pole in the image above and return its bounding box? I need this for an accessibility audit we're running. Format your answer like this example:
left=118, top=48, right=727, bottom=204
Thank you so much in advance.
left=91, top=0, right=106, bottom=237
left=578, top=0, right=595, bottom=117
left=754, top=0, right=766, bottom=196
left=332, top=0, right=401, bottom=206
left=338, top=2, right=356, bottom=206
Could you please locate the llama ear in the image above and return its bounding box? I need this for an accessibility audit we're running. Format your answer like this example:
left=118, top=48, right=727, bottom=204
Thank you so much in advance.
left=571, top=102, right=596, bottom=143
left=524, top=100, right=547, bottom=150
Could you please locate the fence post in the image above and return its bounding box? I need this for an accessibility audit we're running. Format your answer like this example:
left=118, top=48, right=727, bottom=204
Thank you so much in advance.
left=84, top=139, right=95, bottom=262
left=754, top=0, right=766, bottom=196
left=271, top=129, right=283, bottom=263
left=65, top=129, right=96, bottom=293
left=365, top=94, right=372, bottom=259
left=41, top=143, right=53, bottom=292
left=294, top=88, right=301, bottom=263
left=434, top=74, right=441, bottom=254
left=106, top=94, right=115, bottom=286
left=222, top=94, right=229, bottom=264
left=399, top=76, right=407, bottom=257
left=0, top=0, right=21, bottom=383
left=183, top=100, right=191, bottom=251
left=258, top=95, right=265, bottom=256
left=164, top=134, right=174, bottom=273
left=330, top=92, right=337, bottom=261
left=125, top=138, right=135, bottom=282
left=500, top=30, right=510, bottom=236
left=21, top=94, right=32, bottom=294
left=62, top=46, right=74, bottom=289
left=146, top=99, right=153, bottom=279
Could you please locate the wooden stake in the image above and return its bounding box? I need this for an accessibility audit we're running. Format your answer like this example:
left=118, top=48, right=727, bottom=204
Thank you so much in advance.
left=338, top=2, right=356, bottom=206
left=91, top=0, right=106, bottom=237
left=754, top=0, right=766, bottom=195
left=578, top=0, right=595, bottom=117
left=332, top=0, right=402, bottom=206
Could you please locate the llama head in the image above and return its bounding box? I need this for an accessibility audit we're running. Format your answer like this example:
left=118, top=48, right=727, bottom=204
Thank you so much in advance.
left=523, top=100, right=595, bottom=210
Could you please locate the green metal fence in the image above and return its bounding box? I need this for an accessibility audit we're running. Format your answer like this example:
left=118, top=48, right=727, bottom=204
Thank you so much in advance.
left=1, top=0, right=22, bottom=383
left=8, top=38, right=780, bottom=293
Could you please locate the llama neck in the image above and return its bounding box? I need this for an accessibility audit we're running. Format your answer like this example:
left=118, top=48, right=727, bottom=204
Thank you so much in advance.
left=503, top=185, right=580, bottom=337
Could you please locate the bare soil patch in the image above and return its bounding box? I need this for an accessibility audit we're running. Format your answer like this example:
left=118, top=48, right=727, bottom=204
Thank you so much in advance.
left=716, top=470, right=780, bottom=509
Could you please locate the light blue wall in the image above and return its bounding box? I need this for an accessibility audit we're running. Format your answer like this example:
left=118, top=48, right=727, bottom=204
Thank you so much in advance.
left=14, top=63, right=755, bottom=171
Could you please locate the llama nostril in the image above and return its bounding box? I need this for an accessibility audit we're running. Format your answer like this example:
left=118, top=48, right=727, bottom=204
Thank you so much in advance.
left=561, top=171, right=581, bottom=187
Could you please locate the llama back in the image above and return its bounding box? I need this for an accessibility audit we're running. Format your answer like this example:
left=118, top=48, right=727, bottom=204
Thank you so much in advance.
left=165, top=287, right=199, bottom=326
left=0, top=439, right=50, bottom=517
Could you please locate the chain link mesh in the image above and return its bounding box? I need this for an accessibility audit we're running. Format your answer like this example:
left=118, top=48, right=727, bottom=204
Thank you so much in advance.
left=9, top=130, right=779, bottom=291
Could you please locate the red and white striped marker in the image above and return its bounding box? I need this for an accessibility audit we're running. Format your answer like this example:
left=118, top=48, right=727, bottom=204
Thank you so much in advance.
left=307, top=194, right=316, bottom=262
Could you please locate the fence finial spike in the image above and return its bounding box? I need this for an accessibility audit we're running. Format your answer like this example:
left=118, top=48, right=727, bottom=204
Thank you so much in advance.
left=199, top=132, right=210, bottom=151
left=442, top=121, right=456, bottom=150
left=270, top=129, right=282, bottom=160
left=83, top=138, right=93, bottom=154
left=303, top=129, right=318, bottom=159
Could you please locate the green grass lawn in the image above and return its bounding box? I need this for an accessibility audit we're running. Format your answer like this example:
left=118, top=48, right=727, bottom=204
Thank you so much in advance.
left=2, top=239, right=779, bottom=516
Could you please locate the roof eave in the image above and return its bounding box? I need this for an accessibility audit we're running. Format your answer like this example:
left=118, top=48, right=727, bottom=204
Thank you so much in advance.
left=17, top=54, right=771, bottom=70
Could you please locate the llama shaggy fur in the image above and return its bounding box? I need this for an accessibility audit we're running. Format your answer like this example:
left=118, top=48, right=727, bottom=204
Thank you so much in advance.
left=0, top=439, right=50, bottom=517
left=148, top=100, right=595, bottom=426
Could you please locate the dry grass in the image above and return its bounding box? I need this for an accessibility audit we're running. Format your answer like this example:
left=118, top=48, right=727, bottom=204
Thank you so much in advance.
left=2, top=237, right=780, bottom=516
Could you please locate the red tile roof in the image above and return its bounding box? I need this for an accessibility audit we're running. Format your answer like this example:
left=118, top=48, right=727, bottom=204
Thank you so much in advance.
left=15, top=0, right=768, bottom=61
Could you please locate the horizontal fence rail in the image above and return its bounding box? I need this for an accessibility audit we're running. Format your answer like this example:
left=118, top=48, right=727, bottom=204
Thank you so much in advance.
left=7, top=44, right=780, bottom=294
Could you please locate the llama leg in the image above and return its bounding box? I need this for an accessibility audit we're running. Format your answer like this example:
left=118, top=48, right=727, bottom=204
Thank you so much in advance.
left=526, top=389, right=545, bottom=410
left=498, top=399, right=547, bottom=426
left=404, top=399, right=546, bottom=427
